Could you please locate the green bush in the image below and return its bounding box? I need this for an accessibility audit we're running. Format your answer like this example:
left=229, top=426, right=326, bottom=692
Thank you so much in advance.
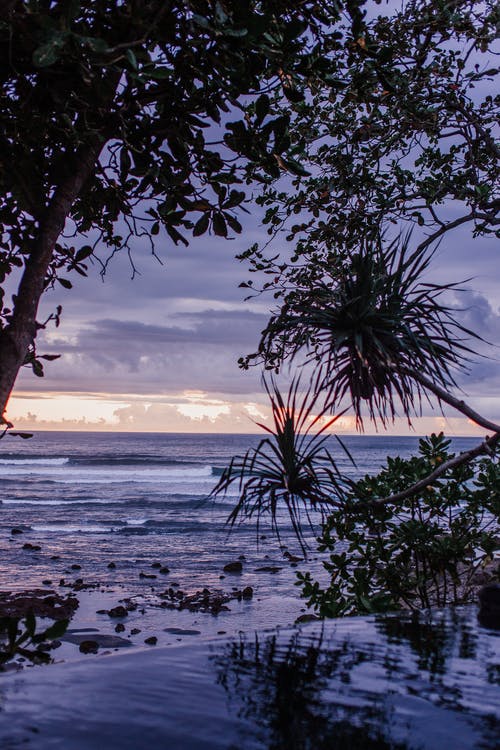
left=298, top=433, right=500, bottom=617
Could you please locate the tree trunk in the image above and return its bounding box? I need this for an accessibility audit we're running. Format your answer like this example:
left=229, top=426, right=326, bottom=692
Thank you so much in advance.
left=0, top=138, right=105, bottom=423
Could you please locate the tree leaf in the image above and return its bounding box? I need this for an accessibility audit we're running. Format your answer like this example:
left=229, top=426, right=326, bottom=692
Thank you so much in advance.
left=41, top=618, right=69, bottom=641
left=281, top=157, right=311, bottom=177
left=75, top=245, right=93, bottom=262
left=126, top=49, right=138, bottom=70
left=166, top=225, right=189, bottom=246
left=193, top=213, right=210, bottom=237
left=225, top=214, right=242, bottom=233
left=255, top=94, right=270, bottom=124
left=212, top=213, right=227, bottom=237
left=33, top=41, right=63, bottom=68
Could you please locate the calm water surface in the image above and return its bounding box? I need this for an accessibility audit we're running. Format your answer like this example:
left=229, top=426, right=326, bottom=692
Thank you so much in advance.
left=0, top=606, right=498, bottom=749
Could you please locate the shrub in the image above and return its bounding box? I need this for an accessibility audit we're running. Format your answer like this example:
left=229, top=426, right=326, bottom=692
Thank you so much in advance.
left=298, top=433, right=500, bottom=617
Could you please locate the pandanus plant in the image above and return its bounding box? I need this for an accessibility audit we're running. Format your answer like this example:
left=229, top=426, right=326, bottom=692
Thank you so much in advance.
left=252, top=233, right=499, bottom=509
left=210, top=372, right=350, bottom=550
left=257, top=233, right=481, bottom=428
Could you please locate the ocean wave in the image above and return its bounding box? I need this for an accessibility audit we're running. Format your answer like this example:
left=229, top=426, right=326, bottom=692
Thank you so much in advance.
left=67, top=456, right=204, bottom=467
left=0, top=493, right=236, bottom=508
left=1, top=498, right=116, bottom=506
left=0, top=464, right=216, bottom=483
left=31, top=524, right=111, bottom=533
left=0, top=457, right=69, bottom=466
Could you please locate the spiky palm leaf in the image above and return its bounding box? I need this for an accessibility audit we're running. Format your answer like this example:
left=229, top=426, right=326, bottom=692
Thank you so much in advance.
left=210, top=373, right=350, bottom=550
left=258, top=233, right=480, bottom=426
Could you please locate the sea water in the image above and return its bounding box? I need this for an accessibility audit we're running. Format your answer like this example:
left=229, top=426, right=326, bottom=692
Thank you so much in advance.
left=0, top=432, right=478, bottom=630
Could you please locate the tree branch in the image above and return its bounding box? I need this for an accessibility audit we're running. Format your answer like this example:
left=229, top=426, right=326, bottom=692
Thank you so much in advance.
left=359, top=432, right=499, bottom=509
left=402, top=366, right=500, bottom=434
left=353, top=365, right=500, bottom=510
left=414, top=211, right=499, bottom=258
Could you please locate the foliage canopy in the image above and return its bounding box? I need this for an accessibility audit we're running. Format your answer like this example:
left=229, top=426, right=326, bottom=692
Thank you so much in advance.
left=0, top=0, right=352, bottom=422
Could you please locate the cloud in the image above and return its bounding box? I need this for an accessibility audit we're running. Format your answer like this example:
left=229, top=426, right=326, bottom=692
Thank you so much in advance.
left=8, top=202, right=499, bottom=432
left=17, top=309, right=268, bottom=396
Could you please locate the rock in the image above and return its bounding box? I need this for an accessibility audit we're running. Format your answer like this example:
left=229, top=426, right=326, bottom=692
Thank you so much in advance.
left=65, top=633, right=132, bottom=648
left=50, top=555, right=61, bottom=561
left=151, top=562, right=162, bottom=569
left=241, top=586, right=253, bottom=599
left=223, top=561, right=243, bottom=573
left=295, top=614, right=320, bottom=624
left=479, top=583, right=500, bottom=610
left=79, top=640, right=99, bottom=654
left=108, top=605, right=128, bottom=618
left=42, top=579, right=52, bottom=586
left=164, top=628, right=201, bottom=636
left=144, top=636, right=157, bottom=645
left=284, top=551, right=303, bottom=563
left=139, top=572, right=157, bottom=579
left=11, top=528, right=23, bottom=535
left=0, top=590, right=79, bottom=620
left=22, top=543, right=41, bottom=551
left=71, top=564, right=81, bottom=571
left=71, top=580, right=99, bottom=592
left=478, top=583, right=500, bottom=629
left=255, top=566, right=283, bottom=573
left=130, top=628, right=141, bottom=635
left=238, top=555, right=246, bottom=561
left=115, top=623, right=126, bottom=633
left=107, top=562, right=116, bottom=569
left=159, top=566, right=170, bottom=575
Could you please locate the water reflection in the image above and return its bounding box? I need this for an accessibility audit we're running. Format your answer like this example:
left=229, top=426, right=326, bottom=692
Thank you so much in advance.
left=0, top=607, right=498, bottom=749
left=212, top=608, right=499, bottom=750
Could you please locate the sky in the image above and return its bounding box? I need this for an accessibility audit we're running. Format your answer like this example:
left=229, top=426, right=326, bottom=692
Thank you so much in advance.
left=8, top=206, right=499, bottom=435
left=6, top=1, right=500, bottom=435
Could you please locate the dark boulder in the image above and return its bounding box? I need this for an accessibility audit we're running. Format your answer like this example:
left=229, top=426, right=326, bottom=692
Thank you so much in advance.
left=223, top=561, right=243, bottom=573
left=478, top=583, right=500, bottom=629
left=108, top=605, right=128, bottom=618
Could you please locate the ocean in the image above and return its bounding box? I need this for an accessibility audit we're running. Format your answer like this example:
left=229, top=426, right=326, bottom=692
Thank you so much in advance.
left=0, top=432, right=478, bottom=633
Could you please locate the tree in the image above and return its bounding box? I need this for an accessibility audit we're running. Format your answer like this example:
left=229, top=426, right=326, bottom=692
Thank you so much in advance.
left=209, top=1, right=498, bottom=562
left=240, top=0, right=499, bottom=280
left=0, top=0, right=354, bottom=429
left=235, top=0, right=499, bottom=500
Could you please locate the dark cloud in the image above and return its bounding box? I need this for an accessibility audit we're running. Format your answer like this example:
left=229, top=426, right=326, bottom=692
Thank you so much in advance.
left=18, top=308, right=268, bottom=396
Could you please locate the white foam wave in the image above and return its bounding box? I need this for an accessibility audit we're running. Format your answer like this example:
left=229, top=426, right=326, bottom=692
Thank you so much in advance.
left=126, top=518, right=149, bottom=525
left=31, top=524, right=110, bottom=533
left=2, top=498, right=113, bottom=505
left=0, top=457, right=69, bottom=466
left=1, top=464, right=213, bottom=484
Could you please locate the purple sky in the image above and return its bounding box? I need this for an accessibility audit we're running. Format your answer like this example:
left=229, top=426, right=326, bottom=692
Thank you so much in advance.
left=8, top=204, right=499, bottom=434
